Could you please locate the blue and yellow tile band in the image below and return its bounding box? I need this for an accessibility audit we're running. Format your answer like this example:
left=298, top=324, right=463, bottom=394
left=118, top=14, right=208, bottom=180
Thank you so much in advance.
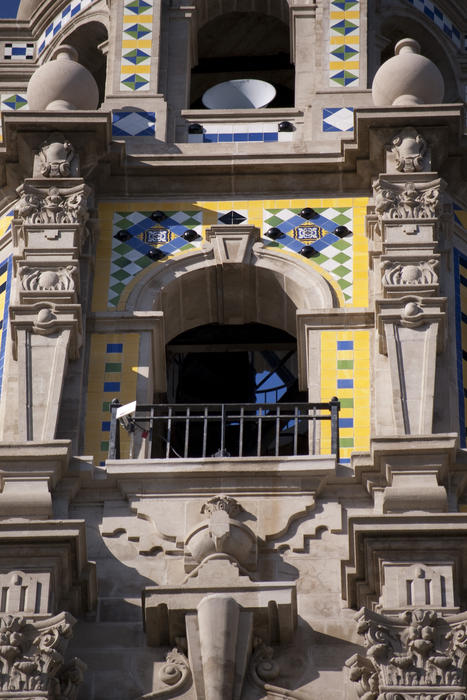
left=328, top=0, right=360, bottom=87
left=120, top=0, right=154, bottom=92
left=93, top=197, right=368, bottom=312
left=84, top=333, right=140, bottom=465
left=320, top=330, right=370, bottom=463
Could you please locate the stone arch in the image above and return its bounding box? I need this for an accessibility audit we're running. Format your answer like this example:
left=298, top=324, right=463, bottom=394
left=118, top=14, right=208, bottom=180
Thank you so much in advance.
left=194, top=0, right=290, bottom=31
left=124, top=227, right=341, bottom=343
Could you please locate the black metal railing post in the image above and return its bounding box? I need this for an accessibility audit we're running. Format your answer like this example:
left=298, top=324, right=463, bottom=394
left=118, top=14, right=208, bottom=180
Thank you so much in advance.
left=330, top=396, right=340, bottom=463
left=108, top=398, right=121, bottom=460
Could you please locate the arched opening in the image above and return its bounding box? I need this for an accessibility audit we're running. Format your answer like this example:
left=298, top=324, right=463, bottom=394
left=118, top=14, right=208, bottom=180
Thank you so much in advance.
left=162, top=321, right=308, bottom=458
left=62, top=21, right=108, bottom=106
left=190, top=11, right=294, bottom=108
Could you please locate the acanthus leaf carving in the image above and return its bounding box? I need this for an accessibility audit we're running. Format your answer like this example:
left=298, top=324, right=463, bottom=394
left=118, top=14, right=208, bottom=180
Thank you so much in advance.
left=0, top=612, right=85, bottom=697
left=374, top=178, right=444, bottom=220
left=391, top=127, right=427, bottom=173
left=347, top=608, right=467, bottom=699
left=15, top=184, right=90, bottom=226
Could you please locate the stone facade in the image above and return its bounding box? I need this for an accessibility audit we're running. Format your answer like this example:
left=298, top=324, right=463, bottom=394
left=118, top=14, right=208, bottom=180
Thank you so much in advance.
left=0, top=0, right=466, bottom=698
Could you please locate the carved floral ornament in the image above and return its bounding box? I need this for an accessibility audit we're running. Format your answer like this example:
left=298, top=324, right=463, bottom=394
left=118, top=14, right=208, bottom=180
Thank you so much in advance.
left=373, top=178, right=444, bottom=220
left=382, top=260, right=439, bottom=287
left=20, top=266, right=76, bottom=292
left=0, top=613, right=85, bottom=698
left=391, top=127, right=427, bottom=173
left=15, top=183, right=90, bottom=225
left=38, top=133, right=76, bottom=178
left=346, top=607, right=467, bottom=700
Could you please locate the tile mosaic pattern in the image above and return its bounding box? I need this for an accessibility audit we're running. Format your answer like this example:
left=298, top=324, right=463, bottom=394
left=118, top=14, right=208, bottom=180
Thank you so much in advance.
left=94, top=198, right=369, bottom=312
left=109, top=209, right=202, bottom=306
left=454, top=249, right=467, bottom=448
left=112, top=110, right=155, bottom=137
left=187, top=123, right=294, bottom=143
left=38, top=0, right=99, bottom=55
left=262, top=205, right=354, bottom=301
left=120, top=0, right=153, bottom=92
left=405, top=0, right=461, bottom=48
left=322, top=107, right=354, bottom=132
left=329, top=0, right=360, bottom=87
left=320, top=330, right=370, bottom=463
left=0, top=94, right=28, bottom=143
left=3, top=43, right=34, bottom=60
left=84, top=334, right=140, bottom=465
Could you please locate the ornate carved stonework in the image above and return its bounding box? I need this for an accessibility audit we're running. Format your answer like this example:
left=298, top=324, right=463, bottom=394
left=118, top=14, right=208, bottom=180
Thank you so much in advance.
left=200, top=495, right=244, bottom=518
left=38, top=133, right=76, bottom=178
left=20, top=266, right=76, bottom=292
left=382, top=260, right=438, bottom=287
left=374, top=179, right=443, bottom=220
left=391, top=127, right=427, bottom=173
left=16, top=184, right=90, bottom=225
left=0, top=612, right=85, bottom=698
left=346, top=607, right=467, bottom=699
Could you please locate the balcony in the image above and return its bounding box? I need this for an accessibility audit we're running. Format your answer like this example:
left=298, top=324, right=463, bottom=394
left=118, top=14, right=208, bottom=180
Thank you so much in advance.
left=108, top=399, right=340, bottom=462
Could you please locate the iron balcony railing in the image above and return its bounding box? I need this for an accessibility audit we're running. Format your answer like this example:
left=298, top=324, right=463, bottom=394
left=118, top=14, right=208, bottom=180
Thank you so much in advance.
left=108, top=398, right=340, bottom=461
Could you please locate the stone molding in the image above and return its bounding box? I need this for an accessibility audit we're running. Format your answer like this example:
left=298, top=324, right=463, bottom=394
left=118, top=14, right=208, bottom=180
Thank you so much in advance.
left=15, top=182, right=90, bottom=226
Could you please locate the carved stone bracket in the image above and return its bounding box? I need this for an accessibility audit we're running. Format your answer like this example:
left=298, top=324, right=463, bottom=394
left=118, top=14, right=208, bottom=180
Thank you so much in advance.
left=0, top=612, right=85, bottom=698
left=15, top=182, right=90, bottom=227
left=346, top=607, right=467, bottom=699
left=16, top=262, right=79, bottom=305
left=388, top=127, right=429, bottom=173
left=381, top=256, right=439, bottom=298
left=35, top=132, right=79, bottom=179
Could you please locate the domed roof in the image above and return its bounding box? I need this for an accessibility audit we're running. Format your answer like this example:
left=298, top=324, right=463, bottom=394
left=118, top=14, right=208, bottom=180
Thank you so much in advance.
left=17, top=0, right=47, bottom=20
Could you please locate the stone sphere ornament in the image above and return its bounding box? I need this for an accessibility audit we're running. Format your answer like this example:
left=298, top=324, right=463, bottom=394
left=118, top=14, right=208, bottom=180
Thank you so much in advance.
left=372, top=38, right=444, bottom=107
left=27, top=45, right=99, bottom=111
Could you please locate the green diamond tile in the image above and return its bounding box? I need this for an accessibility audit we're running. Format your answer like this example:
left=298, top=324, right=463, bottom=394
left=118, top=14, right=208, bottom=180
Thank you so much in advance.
left=332, top=213, right=352, bottom=225
left=110, top=282, right=126, bottom=295
left=123, top=24, right=151, bottom=39
left=105, top=362, right=122, bottom=373
left=330, top=70, right=359, bottom=87
left=313, top=253, right=330, bottom=265
left=264, top=215, right=284, bottom=226
left=339, top=437, right=354, bottom=447
left=113, top=257, right=132, bottom=269
left=331, top=44, right=359, bottom=61
left=123, top=48, right=151, bottom=65
left=332, top=239, right=352, bottom=251
left=121, top=73, right=149, bottom=90
left=125, top=0, right=152, bottom=14
left=112, top=269, right=131, bottom=281
left=114, top=243, right=133, bottom=255
left=135, top=256, right=153, bottom=268
left=333, top=252, right=351, bottom=264
left=338, top=279, right=352, bottom=290
left=115, top=217, right=134, bottom=228
left=333, top=264, right=352, bottom=277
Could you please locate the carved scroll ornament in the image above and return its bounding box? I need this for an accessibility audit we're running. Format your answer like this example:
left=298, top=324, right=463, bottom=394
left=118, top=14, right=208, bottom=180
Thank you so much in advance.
left=374, top=179, right=443, bottom=220
left=16, top=184, right=89, bottom=225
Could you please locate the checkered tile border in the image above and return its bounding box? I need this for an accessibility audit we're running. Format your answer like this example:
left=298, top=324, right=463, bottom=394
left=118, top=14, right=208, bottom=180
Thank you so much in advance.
left=38, top=0, right=99, bottom=55
left=120, top=0, right=153, bottom=92
left=3, top=43, right=34, bottom=60
left=328, top=0, right=360, bottom=87
left=405, top=0, right=461, bottom=48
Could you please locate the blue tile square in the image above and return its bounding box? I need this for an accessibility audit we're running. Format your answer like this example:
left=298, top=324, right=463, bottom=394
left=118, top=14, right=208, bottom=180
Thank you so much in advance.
left=339, top=418, right=354, bottom=428
left=106, top=343, right=123, bottom=353
left=337, top=340, right=354, bottom=350
left=203, top=134, right=218, bottom=142
left=248, top=133, right=263, bottom=141
left=101, top=421, right=111, bottom=432
left=337, top=379, right=354, bottom=389
left=219, top=134, right=233, bottom=142
left=104, top=382, right=121, bottom=392
left=234, top=133, right=248, bottom=142
left=264, top=132, right=278, bottom=142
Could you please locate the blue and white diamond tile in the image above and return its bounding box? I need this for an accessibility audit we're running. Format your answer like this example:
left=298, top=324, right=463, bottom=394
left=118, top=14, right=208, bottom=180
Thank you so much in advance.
left=322, top=108, right=354, bottom=132
left=112, top=111, right=156, bottom=137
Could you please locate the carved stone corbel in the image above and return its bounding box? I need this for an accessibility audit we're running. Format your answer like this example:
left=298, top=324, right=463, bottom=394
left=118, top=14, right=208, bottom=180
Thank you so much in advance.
left=35, top=132, right=79, bottom=179
left=388, top=126, right=429, bottom=173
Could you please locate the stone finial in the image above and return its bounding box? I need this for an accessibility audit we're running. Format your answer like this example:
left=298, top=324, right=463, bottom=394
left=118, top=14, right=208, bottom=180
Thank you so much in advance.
left=372, top=38, right=444, bottom=106
left=26, top=44, right=99, bottom=111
